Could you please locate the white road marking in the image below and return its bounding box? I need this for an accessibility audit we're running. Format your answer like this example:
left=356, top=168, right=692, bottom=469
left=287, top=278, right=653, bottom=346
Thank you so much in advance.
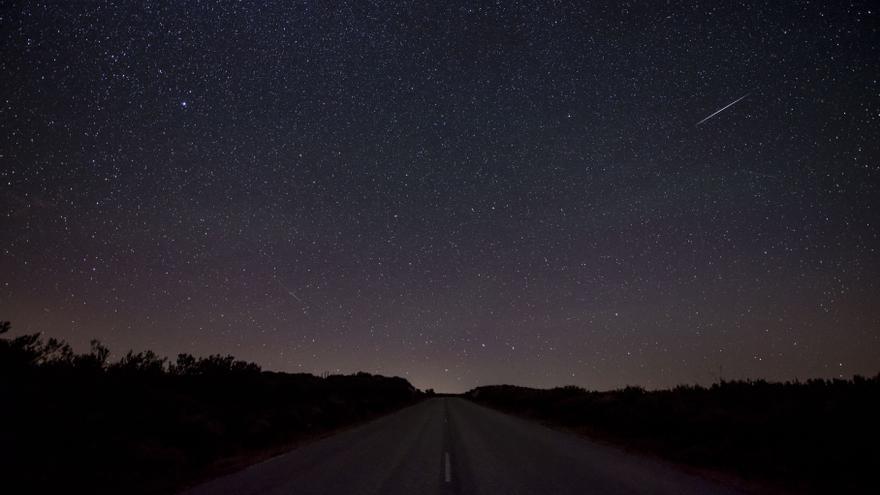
left=444, top=452, right=451, bottom=483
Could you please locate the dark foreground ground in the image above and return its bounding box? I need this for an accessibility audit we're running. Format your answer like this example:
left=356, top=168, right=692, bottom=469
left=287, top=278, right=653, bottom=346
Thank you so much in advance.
left=183, top=397, right=745, bottom=495
left=466, top=379, right=880, bottom=494
left=0, top=323, right=421, bottom=495
left=3, top=324, right=877, bottom=494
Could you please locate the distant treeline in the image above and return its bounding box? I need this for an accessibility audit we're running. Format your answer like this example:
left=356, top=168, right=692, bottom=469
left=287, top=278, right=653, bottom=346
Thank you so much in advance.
left=467, top=377, right=880, bottom=493
left=0, top=321, right=423, bottom=495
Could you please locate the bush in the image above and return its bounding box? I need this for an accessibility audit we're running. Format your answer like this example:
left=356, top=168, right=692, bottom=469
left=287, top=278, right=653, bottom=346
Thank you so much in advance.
left=0, top=321, right=423, bottom=494
left=467, top=376, right=880, bottom=493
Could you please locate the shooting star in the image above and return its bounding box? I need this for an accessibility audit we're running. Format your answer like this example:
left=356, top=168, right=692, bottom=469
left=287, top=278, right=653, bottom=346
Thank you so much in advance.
left=272, top=275, right=306, bottom=304
left=741, top=169, right=780, bottom=180
left=696, top=93, right=750, bottom=126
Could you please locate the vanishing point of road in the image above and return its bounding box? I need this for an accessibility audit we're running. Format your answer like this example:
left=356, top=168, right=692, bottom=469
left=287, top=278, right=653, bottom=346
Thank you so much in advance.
left=183, top=397, right=745, bottom=495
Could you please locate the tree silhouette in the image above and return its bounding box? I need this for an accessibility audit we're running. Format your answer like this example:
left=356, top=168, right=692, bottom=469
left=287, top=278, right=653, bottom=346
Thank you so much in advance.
left=467, top=377, right=880, bottom=493
left=1, top=319, right=423, bottom=495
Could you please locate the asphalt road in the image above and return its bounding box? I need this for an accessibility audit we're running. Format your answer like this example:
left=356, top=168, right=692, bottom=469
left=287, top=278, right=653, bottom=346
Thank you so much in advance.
left=182, top=398, right=745, bottom=495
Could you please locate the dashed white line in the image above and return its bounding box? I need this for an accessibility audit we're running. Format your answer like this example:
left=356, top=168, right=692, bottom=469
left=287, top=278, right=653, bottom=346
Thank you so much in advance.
left=444, top=452, right=451, bottom=483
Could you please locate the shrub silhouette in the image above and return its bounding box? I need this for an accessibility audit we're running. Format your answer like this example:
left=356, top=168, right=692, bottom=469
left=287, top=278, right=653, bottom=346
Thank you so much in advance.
left=467, top=377, right=880, bottom=493
left=110, top=350, right=167, bottom=376
left=0, top=320, right=423, bottom=495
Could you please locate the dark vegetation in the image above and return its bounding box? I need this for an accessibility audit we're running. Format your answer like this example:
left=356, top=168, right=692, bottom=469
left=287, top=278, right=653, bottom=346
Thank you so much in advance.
left=466, top=378, right=880, bottom=493
left=0, top=321, right=423, bottom=494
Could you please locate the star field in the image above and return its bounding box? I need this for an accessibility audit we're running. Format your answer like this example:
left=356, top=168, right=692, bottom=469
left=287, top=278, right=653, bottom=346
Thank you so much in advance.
left=2, top=1, right=879, bottom=391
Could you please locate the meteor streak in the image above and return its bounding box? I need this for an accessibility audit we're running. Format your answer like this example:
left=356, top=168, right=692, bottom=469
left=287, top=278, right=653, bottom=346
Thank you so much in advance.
left=696, top=93, right=749, bottom=126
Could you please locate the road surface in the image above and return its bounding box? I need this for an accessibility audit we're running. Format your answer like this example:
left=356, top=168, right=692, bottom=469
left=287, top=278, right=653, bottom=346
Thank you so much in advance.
left=183, top=398, right=745, bottom=495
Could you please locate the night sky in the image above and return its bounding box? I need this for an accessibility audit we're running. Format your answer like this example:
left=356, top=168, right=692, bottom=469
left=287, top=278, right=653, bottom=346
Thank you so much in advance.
left=2, top=1, right=878, bottom=392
